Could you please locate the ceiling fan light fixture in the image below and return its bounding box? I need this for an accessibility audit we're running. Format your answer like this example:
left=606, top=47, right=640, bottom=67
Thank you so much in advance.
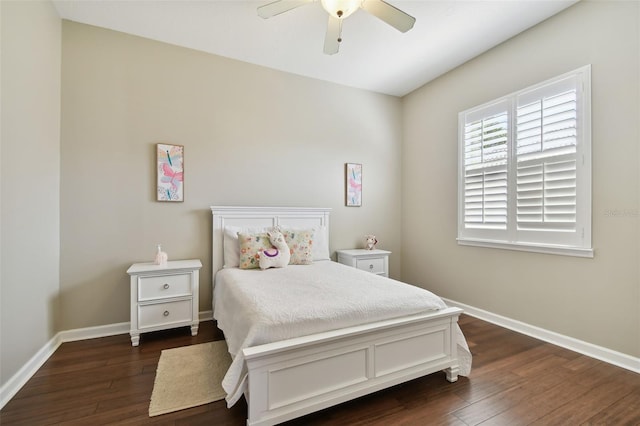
left=320, top=0, right=361, bottom=19
left=257, top=0, right=416, bottom=55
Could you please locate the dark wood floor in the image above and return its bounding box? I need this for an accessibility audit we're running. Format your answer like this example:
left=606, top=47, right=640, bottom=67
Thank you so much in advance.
left=2, top=315, right=639, bottom=425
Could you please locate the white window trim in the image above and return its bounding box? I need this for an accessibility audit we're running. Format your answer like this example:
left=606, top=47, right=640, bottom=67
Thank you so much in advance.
left=457, top=65, right=593, bottom=258
left=457, top=238, right=594, bottom=258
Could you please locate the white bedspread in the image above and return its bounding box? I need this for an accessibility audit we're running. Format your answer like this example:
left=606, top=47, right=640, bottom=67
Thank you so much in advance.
left=213, top=260, right=472, bottom=405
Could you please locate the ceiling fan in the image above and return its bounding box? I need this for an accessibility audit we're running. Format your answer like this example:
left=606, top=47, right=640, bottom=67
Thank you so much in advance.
left=257, top=0, right=416, bottom=55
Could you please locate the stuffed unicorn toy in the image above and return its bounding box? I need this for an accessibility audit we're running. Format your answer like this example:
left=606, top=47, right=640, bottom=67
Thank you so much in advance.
left=259, top=229, right=291, bottom=270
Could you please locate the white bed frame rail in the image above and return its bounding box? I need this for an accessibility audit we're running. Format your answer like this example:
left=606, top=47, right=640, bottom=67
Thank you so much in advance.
left=211, top=206, right=462, bottom=426
left=243, top=308, right=461, bottom=426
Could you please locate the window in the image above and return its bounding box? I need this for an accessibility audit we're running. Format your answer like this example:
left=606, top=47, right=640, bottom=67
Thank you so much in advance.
left=458, top=65, right=592, bottom=257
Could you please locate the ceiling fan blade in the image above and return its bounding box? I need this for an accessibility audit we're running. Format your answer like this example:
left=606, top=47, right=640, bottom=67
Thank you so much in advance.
left=257, top=0, right=315, bottom=19
left=361, top=0, right=415, bottom=32
left=323, top=15, right=342, bottom=55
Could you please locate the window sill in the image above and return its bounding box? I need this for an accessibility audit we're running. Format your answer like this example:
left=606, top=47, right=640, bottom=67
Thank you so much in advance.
left=457, top=238, right=594, bottom=258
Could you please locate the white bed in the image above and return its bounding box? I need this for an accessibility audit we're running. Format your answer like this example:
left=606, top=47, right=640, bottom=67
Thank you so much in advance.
left=211, top=206, right=471, bottom=426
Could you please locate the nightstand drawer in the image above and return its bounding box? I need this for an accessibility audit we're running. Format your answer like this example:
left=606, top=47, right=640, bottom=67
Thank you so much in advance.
left=336, top=249, right=391, bottom=278
left=139, top=273, right=192, bottom=301
left=356, top=257, right=385, bottom=274
left=138, top=300, right=192, bottom=329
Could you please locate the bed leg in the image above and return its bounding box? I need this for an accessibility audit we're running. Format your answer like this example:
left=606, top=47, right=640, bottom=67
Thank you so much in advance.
left=445, top=366, right=459, bottom=383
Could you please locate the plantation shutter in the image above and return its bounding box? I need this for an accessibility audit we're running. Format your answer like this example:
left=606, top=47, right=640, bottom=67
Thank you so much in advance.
left=516, top=76, right=578, bottom=233
left=458, top=100, right=511, bottom=243
left=462, top=103, right=509, bottom=232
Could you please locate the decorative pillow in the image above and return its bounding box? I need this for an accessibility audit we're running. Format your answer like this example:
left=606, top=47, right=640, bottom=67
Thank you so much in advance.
left=238, top=232, right=273, bottom=269
left=281, top=229, right=314, bottom=265
left=223, top=226, right=267, bottom=268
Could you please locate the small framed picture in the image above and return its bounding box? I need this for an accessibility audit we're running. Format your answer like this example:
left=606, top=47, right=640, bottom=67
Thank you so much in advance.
left=345, top=163, right=362, bottom=207
left=156, top=143, right=184, bottom=202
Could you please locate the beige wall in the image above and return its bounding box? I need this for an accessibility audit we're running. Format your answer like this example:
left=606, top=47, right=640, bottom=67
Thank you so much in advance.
left=402, top=0, right=640, bottom=357
left=1, top=0, right=61, bottom=385
left=60, top=21, right=403, bottom=330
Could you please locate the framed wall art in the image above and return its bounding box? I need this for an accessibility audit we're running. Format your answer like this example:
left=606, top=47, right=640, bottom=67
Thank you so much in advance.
left=345, top=163, right=362, bottom=207
left=156, top=143, right=184, bottom=202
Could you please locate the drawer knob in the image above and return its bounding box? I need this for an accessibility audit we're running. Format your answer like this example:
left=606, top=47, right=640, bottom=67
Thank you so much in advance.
left=163, top=283, right=170, bottom=289
left=163, top=310, right=170, bottom=317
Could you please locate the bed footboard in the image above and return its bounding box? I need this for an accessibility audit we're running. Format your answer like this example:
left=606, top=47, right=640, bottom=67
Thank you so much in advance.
left=243, top=307, right=462, bottom=426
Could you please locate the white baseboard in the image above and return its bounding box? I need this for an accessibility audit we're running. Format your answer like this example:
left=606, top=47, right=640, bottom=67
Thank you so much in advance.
left=59, top=321, right=130, bottom=343
left=444, top=297, right=640, bottom=374
left=0, top=310, right=215, bottom=410
left=0, top=333, right=62, bottom=409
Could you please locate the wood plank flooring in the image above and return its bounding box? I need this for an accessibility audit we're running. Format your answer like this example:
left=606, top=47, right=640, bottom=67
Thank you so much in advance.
left=1, top=315, right=639, bottom=425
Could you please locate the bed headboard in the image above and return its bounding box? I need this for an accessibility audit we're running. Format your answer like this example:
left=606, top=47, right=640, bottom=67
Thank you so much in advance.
left=210, top=206, right=331, bottom=279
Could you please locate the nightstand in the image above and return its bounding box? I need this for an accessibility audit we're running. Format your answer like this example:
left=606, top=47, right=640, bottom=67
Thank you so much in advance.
left=336, top=249, right=391, bottom=277
left=126, top=259, right=202, bottom=346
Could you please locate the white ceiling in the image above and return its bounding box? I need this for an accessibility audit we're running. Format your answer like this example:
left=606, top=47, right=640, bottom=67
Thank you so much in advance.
left=52, top=0, right=578, bottom=97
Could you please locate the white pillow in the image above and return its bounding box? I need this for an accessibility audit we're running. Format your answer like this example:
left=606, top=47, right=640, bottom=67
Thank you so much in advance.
left=223, top=225, right=330, bottom=267
left=311, top=226, right=330, bottom=261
